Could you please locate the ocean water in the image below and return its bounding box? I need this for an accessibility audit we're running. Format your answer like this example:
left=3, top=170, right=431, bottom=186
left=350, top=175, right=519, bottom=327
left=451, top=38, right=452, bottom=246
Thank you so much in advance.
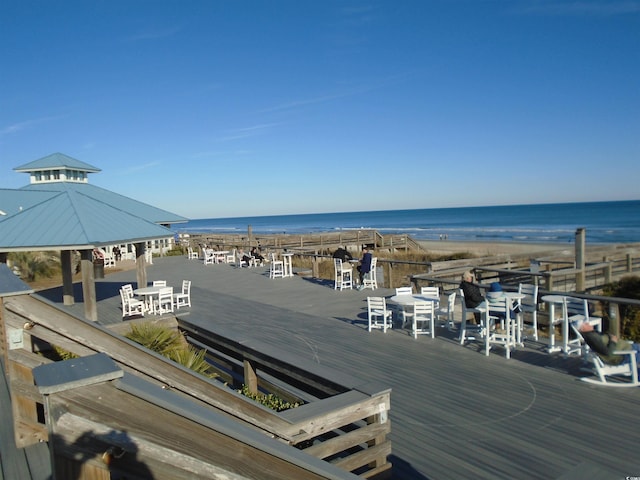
left=176, top=200, right=640, bottom=245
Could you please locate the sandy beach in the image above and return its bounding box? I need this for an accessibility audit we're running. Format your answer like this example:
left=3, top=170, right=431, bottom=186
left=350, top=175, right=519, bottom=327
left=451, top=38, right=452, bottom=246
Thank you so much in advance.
left=416, top=239, right=574, bottom=257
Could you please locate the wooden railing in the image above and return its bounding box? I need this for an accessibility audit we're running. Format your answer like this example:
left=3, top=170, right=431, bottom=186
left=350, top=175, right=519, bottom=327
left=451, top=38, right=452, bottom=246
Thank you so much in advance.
left=189, top=230, right=423, bottom=253
left=180, top=318, right=392, bottom=479
left=2, top=294, right=391, bottom=479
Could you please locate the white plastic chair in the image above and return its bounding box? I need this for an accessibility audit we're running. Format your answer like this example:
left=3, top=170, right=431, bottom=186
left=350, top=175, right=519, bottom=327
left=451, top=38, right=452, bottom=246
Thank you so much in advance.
left=226, top=249, right=236, bottom=264
left=518, top=283, right=539, bottom=340
left=236, top=250, right=249, bottom=268
left=187, top=247, right=199, bottom=259
left=333, top=258, right=353, bottom=290
left=362, top=257, right=378, bottom=290
left=570, top=323, right=639, bottom=387
left=395, top=286, right=413, bottom=325
left=174, top=280, right=191, bottom=309
left=203, top=249, right=216, bottom=265
left=122, top=283, right=135, bottom=299
left=563, top=297, right=602, bottom=356
left=484, top=296, right=516, bottom=358
left=458, top=288, right=484, bottom=345
left=435, top=291, right=456, bottom=331
left=269, top=253, right=284, bottom=278
left=152, top=280, right=167, bottom=287
left=367, top=297, right=392, bottom=333
left=120, top=288, right=144, bottom=318
left=153, top=287, right=174, bottom=315
left=420, top=286, right=440, bottom=309
left=103, top=253, right=116, bottom=268
left=411, top=301, right=435, bottom=339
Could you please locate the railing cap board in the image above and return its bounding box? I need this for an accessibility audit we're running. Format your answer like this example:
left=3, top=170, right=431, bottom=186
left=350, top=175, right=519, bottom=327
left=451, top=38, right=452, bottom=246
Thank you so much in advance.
left=113, top=373, right=361, bottom=480
left=33, top=352, right=123, bottom=395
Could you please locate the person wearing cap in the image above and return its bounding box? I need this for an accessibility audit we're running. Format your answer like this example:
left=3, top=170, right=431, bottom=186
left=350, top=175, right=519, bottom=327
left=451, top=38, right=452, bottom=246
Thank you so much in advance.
left=486, top=282, right=508, bottom=319
left=486, top=281, right=522, bottom=323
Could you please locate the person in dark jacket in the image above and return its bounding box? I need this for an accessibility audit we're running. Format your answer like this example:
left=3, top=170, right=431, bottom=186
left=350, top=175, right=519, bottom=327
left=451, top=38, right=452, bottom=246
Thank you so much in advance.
left=460, top=270, right=483, bottom=323
left=357, top=247, right=373, bottom=290
left=332, top=246, right=353, bottom=263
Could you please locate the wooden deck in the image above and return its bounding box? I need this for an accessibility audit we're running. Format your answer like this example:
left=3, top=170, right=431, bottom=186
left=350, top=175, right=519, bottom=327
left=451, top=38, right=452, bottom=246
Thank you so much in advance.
left=32, top=256, right=640, bottom=479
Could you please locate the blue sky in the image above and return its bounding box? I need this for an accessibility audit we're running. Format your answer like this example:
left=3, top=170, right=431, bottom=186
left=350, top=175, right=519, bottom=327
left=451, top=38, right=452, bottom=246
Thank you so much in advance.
left=1, top=0, right=639, bottom=220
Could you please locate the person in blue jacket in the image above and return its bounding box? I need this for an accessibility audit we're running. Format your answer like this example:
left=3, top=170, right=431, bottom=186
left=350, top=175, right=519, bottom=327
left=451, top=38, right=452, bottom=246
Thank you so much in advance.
left=357, top=246, right=373, bottom=290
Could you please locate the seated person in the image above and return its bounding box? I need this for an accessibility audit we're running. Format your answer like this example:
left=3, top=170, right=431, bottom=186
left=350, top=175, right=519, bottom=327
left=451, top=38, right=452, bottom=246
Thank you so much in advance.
left=459, top=271, right=483, bottom=323
left=237, top=248, right=252, bottom=266
left=486, top=282, right=506, bottom=322
left=577, top=322, right=640, bottom=366
left=486, top=281, right=521, bottom=318
left=332, top=246, right=353, bottom=263
left=356, top=247, right=372, bottom=290
left=250, top=246, right=265, bottom=264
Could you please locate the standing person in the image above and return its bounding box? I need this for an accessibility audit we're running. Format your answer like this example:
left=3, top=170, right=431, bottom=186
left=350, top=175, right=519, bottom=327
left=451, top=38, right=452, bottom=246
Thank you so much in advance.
left=357, top=246, right=373, bottom=290
left=333, top=246, right=353, bottom=263
left=460, top=271, right=483, bottom=323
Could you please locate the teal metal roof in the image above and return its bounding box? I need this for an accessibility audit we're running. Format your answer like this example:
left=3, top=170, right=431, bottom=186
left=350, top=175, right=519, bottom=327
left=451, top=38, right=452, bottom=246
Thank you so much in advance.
left=21, top=182, right=187, bottom=225
left=0, top=189, right=174, bottom=251
left=0, top=188, right=57, bottom=216
left=13, top=152, right=101, bottom=173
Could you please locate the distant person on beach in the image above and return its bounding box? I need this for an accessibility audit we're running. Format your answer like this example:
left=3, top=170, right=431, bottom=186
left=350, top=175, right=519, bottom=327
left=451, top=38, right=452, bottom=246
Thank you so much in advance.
left=250, top=246, right=265, bottom=265
left=460, top=271, right=483, bottom=323
left=356, top=246, right=373, bottom=290
left=333, top=246, right=353, bottom=263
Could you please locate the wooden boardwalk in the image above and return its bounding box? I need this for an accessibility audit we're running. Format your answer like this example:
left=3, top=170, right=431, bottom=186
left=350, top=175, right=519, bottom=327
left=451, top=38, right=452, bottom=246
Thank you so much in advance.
left=35, top=256, right=640, bottom=480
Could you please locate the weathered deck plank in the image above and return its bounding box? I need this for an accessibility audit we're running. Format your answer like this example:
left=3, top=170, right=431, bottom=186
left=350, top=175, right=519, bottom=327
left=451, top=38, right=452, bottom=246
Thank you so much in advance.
left=37, top=256, right=640, bottom=479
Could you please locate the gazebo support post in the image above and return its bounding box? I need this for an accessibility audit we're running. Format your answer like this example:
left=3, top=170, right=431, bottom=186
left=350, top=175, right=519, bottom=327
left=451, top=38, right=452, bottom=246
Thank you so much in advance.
left=80, top=249, right=97, bottom=321
left=135, top=242, right=147, bottom=289
left=60, top=250, right=74, bottom=306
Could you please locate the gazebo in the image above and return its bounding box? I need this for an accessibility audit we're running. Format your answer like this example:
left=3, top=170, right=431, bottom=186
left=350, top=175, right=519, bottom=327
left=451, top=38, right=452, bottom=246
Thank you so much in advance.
left=0, top=153, right=188, bottom=321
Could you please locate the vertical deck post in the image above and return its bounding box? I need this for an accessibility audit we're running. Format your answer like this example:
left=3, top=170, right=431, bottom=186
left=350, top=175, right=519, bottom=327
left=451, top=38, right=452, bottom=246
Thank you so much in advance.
left=80, top=249, right=97, bottom=321
left=244, top=358, right=258, bottom=394
left=60, top=250, right=74, bottom=306
left=575, top=228, right=585, bottom=292
left=135, top=242, right=147, bottom=289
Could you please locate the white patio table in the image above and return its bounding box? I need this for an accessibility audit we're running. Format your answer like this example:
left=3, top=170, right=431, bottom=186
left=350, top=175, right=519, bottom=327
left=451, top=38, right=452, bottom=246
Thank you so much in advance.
left=133, top=286, right=164, bottom=313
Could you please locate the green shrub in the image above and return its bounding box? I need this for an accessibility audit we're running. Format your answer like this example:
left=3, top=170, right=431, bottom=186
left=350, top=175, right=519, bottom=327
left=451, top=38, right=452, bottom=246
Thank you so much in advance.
left=125, top=322, right=216, bottom=378
left=237, top=385, right=300, bottom=412
left=125, top=322, right=183, bottom=356
left=603, top=275, right=640, bottom=342
left=8, top=251, right=60, bottom=282
left=167, top=346, right=217, bottom=378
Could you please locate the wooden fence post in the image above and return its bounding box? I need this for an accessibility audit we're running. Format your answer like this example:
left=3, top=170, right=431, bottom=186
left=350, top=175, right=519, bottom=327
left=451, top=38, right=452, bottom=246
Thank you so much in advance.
left=604, top=259, right=612, bottom=285
left=244, top=358, right=258, bottom=394
left=575, top=228, right=585, bottom=292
